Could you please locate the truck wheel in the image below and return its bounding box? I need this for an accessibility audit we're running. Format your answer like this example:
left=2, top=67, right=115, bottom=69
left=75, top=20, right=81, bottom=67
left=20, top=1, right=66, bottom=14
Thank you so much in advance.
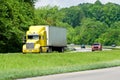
left=47, top=47, right=52, bottom=53
left=61, top=48, right=64, bottom=52
left=59, top=47, right=64, bottom=52
left=40, top=47, right=42, bottom=53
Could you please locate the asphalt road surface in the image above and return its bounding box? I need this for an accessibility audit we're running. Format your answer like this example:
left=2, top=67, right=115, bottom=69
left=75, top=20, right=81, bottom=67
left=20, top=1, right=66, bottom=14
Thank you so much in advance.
left=18, top=67, right=120, bottom=80
left=73, top=47, right=111, bottom=52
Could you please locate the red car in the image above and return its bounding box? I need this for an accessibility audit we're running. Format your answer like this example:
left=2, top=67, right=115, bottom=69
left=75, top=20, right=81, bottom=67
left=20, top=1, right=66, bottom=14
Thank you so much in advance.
left=91, top=43, right=102, bottom=51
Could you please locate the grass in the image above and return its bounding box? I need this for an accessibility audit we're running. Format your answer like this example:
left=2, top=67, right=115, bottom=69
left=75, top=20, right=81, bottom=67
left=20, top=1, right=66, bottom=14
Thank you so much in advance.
left=0, top=50, right=120, bottom=80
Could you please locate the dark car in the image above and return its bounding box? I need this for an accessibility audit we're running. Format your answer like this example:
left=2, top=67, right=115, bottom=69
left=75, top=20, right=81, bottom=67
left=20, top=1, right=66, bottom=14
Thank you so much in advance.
left=81, top=44, right=85, bottom=48
left=111, top=44, right=116, bottom=47
left=91, top=43, right=102, bottom=51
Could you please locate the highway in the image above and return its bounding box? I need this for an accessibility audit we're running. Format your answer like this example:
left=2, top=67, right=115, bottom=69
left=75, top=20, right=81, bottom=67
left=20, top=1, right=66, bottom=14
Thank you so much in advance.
left=18, top=46, right=119, bottom=80
left=72, top=46, right=111, bottom=52
left=18, top=67, right=120, bottom=80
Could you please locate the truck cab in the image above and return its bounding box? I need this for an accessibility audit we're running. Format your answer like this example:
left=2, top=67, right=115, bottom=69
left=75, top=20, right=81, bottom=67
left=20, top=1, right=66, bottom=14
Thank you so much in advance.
left=22, top=26, right=47, bottom=53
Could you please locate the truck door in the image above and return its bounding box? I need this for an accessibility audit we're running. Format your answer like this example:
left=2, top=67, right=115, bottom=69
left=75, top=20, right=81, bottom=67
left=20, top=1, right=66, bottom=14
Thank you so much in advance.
left=40, top=31, right=47, bottom=52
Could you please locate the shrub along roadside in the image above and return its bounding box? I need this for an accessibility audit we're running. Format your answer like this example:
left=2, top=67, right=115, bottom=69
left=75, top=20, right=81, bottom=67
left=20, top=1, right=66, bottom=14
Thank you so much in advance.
left=0, top=50, right=120, bottom=80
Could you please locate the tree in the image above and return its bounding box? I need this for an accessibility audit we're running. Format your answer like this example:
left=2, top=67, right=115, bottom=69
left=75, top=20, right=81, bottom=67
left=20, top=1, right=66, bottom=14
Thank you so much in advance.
left=95, top=0, right=102, bottom=5
left=0, top=0, right=34, bottom=52
left=62, top=6, right=85, bottom=27
left=102, top=3, right=120, bottom=27
left=78, top=18, right=108, bottom=44
left=96, top=29, right=120, bottom=45
left=34, top=2, right=120, bottom=45
left=96, top=21, right=120, bottom=45
left=34, top=6, right=60, bottom=25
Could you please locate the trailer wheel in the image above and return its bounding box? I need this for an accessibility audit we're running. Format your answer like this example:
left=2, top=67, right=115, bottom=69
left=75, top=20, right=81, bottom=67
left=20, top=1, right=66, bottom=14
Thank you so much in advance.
left=59, top=47, right=64, bottom=52
left=61, top=48, right=64, bottom=52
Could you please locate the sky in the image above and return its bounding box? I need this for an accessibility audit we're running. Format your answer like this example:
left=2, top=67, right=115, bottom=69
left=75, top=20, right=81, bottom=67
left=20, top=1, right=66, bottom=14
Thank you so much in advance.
left=35, top=0, right=120, bottom=8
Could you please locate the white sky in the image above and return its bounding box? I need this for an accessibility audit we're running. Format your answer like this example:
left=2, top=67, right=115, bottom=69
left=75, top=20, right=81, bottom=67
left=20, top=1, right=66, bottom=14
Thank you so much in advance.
left=35, top=0, right=120, bottom=8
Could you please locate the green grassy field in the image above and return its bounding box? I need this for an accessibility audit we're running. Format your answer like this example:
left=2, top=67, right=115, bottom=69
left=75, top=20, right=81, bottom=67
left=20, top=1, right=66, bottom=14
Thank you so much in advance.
left=0, top=50, right=120, bottom=80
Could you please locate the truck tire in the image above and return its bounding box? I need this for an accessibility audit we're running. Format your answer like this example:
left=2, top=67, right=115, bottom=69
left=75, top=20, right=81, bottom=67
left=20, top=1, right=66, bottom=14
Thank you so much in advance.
left=40, top=47, right=42, bottom=53
left=59, top=47, right=64, bottom=52
left=61, top=48, right=64, bottom=52
left=47, top=47, right=52, bottom=53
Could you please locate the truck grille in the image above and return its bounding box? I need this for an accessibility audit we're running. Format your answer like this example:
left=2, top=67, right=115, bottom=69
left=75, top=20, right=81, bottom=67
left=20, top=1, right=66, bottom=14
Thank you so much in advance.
left=26, top=43, right=34, bottom=49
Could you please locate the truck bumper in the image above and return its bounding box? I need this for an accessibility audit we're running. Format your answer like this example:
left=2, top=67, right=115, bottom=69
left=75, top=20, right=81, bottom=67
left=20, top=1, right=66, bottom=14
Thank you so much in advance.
left=22, top=49, right=40, bottom=53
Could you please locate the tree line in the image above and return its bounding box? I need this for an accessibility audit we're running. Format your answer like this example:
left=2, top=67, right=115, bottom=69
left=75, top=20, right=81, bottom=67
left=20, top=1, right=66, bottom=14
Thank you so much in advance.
left=35, top=0, right=120, bottom=45
left=0, top=0, right=36, bottom=52
left=0, top=0, right=120, bottom=53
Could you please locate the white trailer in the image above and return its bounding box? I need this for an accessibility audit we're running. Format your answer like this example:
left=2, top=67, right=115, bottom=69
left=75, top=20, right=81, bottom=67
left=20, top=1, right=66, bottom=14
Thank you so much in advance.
left=46, top=26, right=67, bottom=52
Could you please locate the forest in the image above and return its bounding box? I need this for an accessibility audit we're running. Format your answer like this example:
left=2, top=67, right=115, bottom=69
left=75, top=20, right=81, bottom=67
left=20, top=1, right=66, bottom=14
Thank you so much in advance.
left=0, top=0, right=120, bottom=52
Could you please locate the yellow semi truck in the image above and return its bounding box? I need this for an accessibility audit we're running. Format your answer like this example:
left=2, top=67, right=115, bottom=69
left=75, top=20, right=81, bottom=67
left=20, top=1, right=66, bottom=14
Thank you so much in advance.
left=22, top=25, right=67, bottom=53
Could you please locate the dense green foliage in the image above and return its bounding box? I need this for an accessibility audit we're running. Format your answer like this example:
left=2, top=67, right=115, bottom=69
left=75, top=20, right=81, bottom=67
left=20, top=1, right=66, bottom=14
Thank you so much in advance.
left=35, top=0, right=120, bottom=45
left=0, top=0, right=120, bottom=52
left=0, top=50, right=120, bottom=79
left=0, top=0, right=36, bottom=52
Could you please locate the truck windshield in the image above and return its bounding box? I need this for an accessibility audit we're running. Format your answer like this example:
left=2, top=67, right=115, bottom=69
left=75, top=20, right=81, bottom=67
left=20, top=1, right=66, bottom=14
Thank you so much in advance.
left=28, top=35, right=39, bottom=40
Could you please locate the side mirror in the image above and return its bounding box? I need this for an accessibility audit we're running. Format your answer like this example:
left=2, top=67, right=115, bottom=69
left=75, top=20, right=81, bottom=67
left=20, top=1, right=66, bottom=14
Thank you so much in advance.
left=22, top=36, right=26, bottom=44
